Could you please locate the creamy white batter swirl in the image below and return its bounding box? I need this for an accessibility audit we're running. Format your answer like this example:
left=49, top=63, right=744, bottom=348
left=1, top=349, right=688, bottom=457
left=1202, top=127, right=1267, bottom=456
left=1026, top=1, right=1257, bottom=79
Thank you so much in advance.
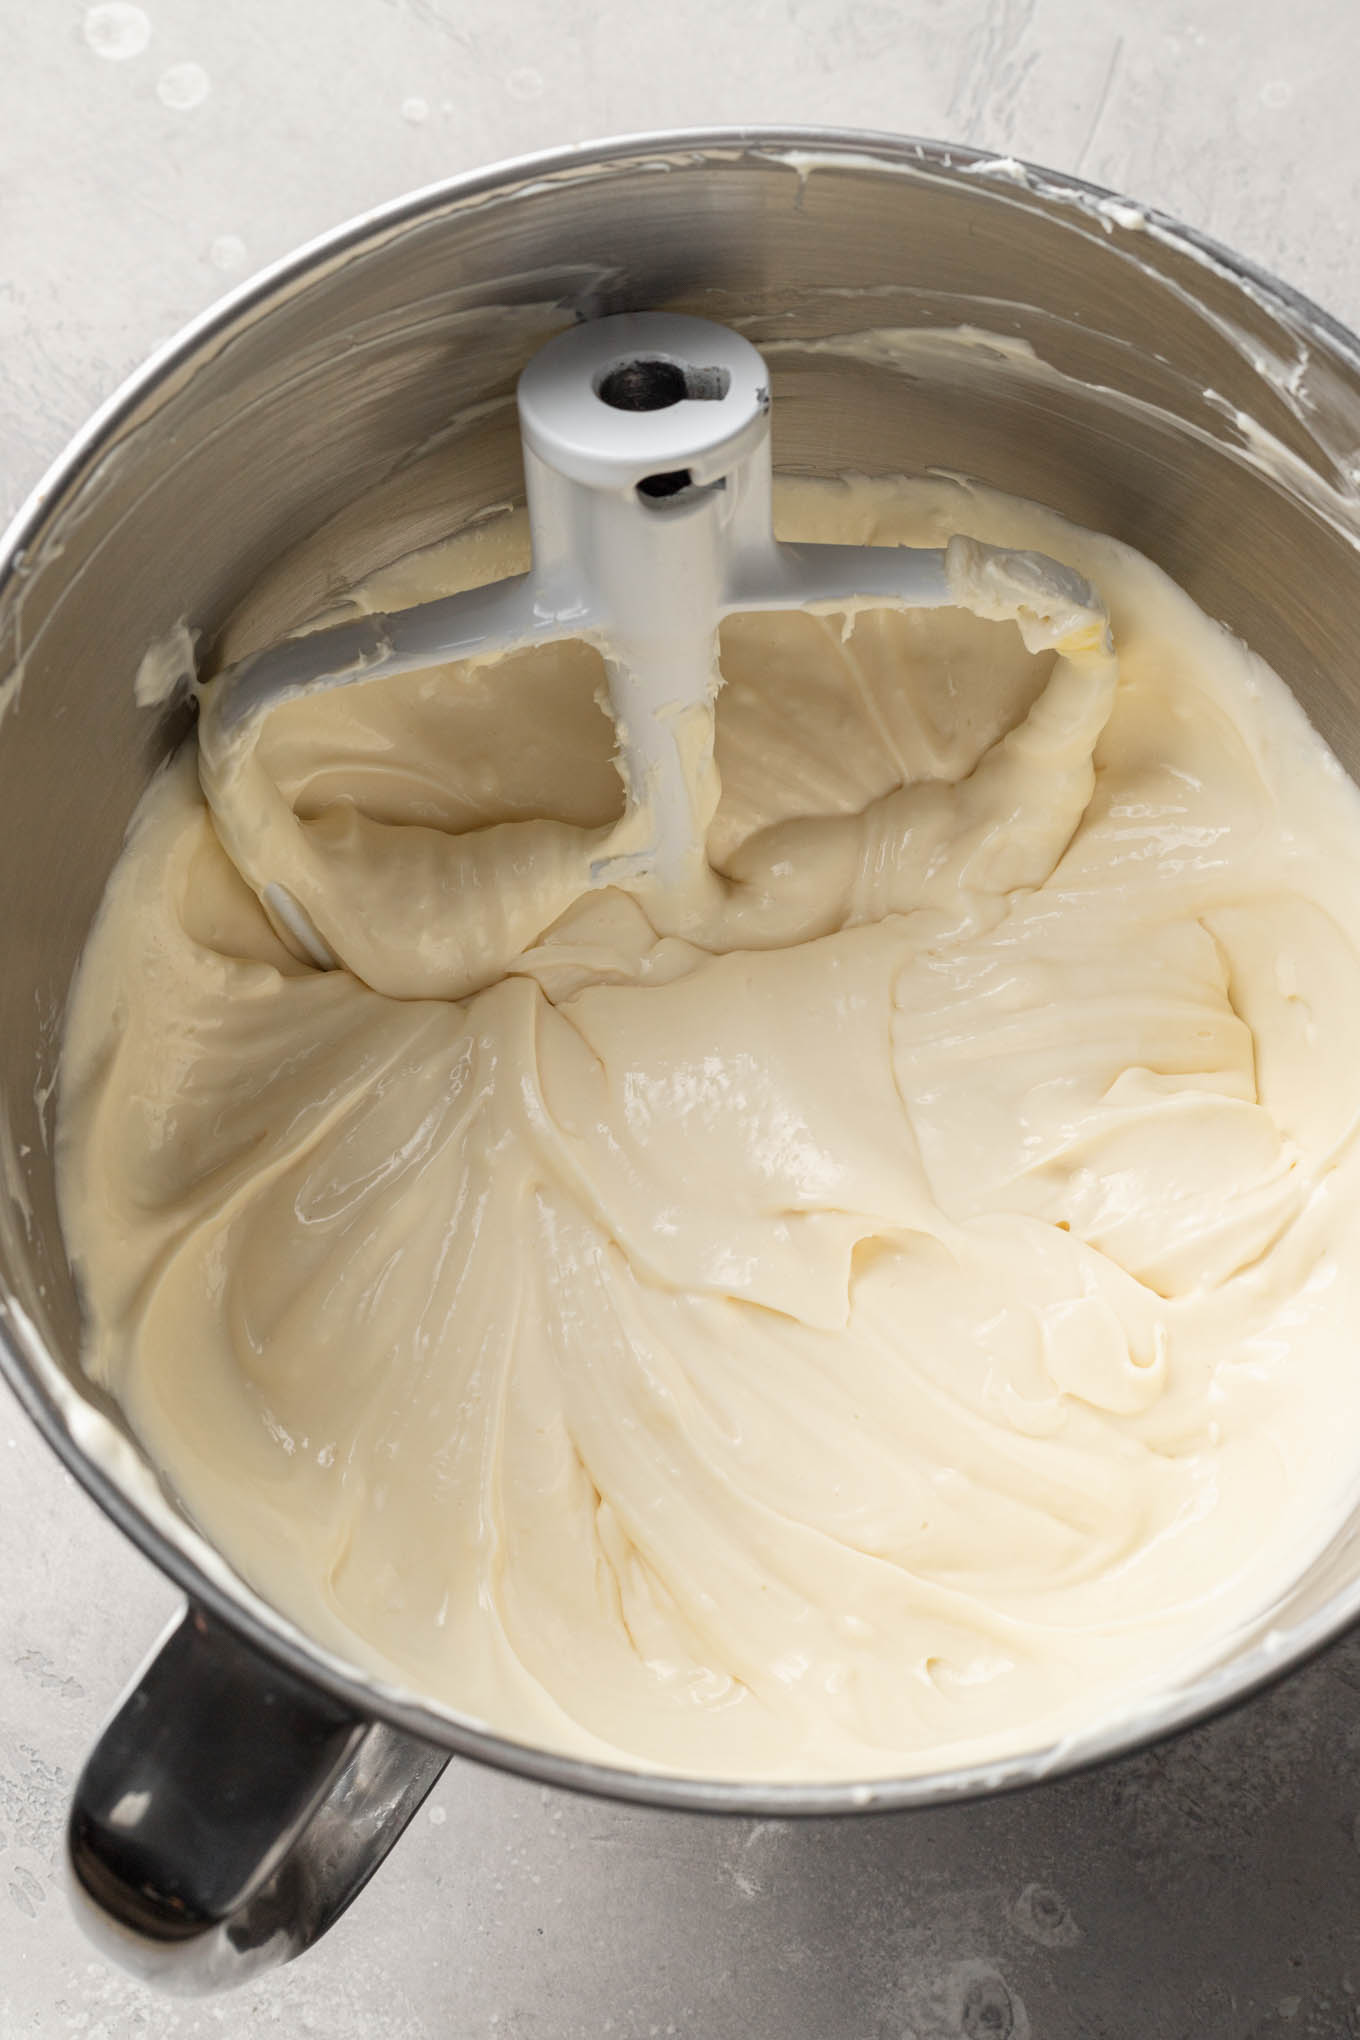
left=57, top=477, right=1360, bottom=1780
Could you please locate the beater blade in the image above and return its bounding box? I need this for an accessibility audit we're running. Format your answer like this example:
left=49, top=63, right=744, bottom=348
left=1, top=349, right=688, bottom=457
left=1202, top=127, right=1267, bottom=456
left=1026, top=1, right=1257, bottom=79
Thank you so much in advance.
left=196, top=313, right=1110, bottom=959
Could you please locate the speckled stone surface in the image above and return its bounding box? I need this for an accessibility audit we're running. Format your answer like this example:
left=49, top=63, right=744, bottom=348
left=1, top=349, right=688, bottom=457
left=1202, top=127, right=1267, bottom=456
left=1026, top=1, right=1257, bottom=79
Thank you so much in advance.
left=6, top=3, right=1360, bottom=2033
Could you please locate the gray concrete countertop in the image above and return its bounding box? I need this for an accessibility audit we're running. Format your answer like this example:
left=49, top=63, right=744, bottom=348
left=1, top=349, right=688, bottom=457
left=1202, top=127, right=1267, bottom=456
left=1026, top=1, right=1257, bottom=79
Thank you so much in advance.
left=6, top=3, right=1360, bottom=2034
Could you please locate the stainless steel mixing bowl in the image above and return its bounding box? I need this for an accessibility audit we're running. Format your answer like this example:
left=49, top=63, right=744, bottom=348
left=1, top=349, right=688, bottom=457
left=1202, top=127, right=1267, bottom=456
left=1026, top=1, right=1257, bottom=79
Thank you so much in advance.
left=5, top=127, right=1360, bottom=1995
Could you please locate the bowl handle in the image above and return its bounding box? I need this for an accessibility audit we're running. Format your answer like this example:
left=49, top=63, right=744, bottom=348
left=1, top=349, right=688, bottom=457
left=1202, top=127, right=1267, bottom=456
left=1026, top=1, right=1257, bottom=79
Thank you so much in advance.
left=65, top=1603, right=449, bottom=1993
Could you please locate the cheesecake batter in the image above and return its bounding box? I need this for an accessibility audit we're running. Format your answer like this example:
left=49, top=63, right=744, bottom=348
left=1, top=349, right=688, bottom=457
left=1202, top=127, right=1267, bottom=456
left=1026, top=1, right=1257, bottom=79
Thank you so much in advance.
left=56, top=476, right=1360, bottom=1780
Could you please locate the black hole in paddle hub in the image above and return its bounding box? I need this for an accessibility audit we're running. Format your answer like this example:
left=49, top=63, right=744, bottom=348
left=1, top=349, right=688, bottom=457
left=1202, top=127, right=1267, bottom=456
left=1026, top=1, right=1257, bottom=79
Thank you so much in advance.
left=637, top=468, right=693, bottom=499
left=596, top=358, right=732, bottom=412
left=598, top=359, right=689, bottom=411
